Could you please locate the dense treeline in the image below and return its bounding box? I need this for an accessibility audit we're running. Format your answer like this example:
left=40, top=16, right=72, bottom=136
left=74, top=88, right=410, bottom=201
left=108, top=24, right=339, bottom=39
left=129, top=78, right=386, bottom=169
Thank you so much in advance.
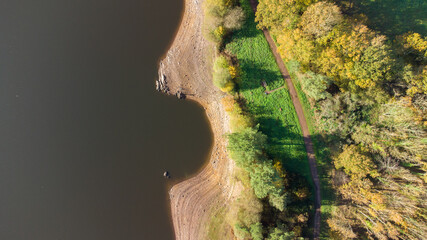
left=256, top=0, right=427, bottom=239
left=204, top=0, right=311, bottom=239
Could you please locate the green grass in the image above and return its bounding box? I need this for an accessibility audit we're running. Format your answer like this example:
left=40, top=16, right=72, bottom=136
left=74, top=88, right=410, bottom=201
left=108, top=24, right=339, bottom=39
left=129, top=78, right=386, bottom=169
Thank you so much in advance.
left=225, top=0, right=311, bottom=183
left=349, top=0, right=427, bottom=37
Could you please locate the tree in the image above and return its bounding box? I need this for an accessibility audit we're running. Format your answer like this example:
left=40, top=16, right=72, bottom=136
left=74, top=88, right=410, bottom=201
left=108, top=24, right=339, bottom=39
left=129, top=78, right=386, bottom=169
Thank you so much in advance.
left=334, top=145, right=379, bottom=179
left=234, top=224, right=251, bottom=239
left=250, top=222, right=264, bottom=240
left=267, top=223, right=295, bottom=240
left=298, top=71, right=332, bottom=100
left=351, top=35, right=395, bottom=89
left=269, top=192, right=287, bottom=211
left=397, top=32, right=427, bottom=64
left=203, top=0, right=243, bottom=45
left=277, top=28, right=316, bottom=66
left=250, top=161, right=278, bottom=198
left=205, top=0, right=238, bottom=18
left=256, top=0, right=316, bottom=31
left=224, top=7, right=245, bottom=30
left=327, top=206, right=357, bottom=239
left=300, top=1, right=343, bottom=38
left=227, top=126, right=268, bottom=169
left=403, top=64, right=427, bottom=95
left=353, top=98, right=427, bottom=166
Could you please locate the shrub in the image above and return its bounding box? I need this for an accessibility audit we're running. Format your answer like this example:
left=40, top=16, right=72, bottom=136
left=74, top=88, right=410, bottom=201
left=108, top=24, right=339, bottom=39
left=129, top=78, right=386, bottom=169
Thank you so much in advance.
left=213, top=56, right=234, bottom=92
left=203, top=0, right=246, bottom=45
left=234, top=224, right=251, bottom=239
left=250, top=223, right=263, bottom=240
left=224, top=7, right=246, bottom=31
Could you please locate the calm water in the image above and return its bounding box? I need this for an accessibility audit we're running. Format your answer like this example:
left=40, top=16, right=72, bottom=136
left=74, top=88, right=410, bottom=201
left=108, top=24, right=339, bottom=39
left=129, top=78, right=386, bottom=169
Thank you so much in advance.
left=0, top=0, right=213, bottom=239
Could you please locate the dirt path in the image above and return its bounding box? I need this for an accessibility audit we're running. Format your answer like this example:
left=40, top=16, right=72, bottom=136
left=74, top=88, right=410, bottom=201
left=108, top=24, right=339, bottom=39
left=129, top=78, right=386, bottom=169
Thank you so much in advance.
left=249, top=0, right=321, bottom=238
left=265, top=85, right=286, bottom=94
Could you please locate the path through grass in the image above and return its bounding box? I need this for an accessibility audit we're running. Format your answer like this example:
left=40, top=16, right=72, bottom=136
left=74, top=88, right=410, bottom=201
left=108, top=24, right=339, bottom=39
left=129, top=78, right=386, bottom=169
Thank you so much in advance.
left=225, top=0, right=311, bottom=183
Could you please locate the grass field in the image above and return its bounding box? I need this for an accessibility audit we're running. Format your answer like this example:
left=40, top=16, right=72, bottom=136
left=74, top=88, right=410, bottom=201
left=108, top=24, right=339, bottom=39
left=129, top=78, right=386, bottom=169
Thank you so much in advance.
left=225, top=0, right=311, bottom=183
left=349, top=0, right=427, bottom=37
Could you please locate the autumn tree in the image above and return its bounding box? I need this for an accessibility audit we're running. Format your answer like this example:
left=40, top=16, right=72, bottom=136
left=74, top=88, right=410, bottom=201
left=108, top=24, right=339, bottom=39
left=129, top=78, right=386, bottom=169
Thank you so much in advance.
left=224, top=7, right=246, bottom=30
left=397, top=32, right=427, bottom=64
left=300, top=1, right=343, bottom=38
left=334, top=145, right=378, bottom=179
left=256, top=0, right=316, bottom=32
left=213, top=55, right=234, bottom=92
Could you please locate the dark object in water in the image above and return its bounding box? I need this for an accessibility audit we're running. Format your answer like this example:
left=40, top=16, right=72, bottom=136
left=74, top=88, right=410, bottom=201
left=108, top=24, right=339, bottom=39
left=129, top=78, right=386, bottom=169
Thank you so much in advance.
left=163, top=171, right=171, bottom=179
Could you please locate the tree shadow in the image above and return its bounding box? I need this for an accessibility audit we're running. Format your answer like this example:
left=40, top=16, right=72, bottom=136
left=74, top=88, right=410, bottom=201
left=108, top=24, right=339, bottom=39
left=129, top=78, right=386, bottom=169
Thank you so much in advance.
left=258, top=117, right=303, bottom=147
left=237, top=60, right=284, bottom=91
left=350, top=0, right=427, bottom=37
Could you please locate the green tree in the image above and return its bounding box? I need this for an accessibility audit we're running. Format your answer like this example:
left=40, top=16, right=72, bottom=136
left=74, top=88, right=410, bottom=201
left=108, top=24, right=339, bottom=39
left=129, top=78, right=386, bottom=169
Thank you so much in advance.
left=298, top=71, right=332, bottom=100
left=234, top=223, right=251, bottom=239
left=227, top=126, right=268, bottom=169
left=250, top=222, right=264, bottom=240
left=267, top=223, right=295, bottom=240
left=250, top=161, right=277, bottom=198
left=269, top=192, right=287, bottom=211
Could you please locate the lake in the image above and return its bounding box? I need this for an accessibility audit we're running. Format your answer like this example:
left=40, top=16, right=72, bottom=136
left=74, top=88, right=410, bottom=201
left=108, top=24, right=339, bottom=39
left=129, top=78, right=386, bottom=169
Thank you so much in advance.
left=0, top=0, right=212, bottom=239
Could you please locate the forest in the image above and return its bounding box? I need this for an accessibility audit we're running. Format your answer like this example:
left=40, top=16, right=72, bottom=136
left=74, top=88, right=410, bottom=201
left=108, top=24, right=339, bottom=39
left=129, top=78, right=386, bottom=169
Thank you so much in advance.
left=204, top=0, right=426, bottom=239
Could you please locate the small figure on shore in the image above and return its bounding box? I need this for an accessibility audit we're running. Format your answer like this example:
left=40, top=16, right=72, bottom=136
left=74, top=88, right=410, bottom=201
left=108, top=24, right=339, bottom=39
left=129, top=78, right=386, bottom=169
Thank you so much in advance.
left=163, top=171, right=171, bottom=179
left=261, top=80, right=267, bottom=88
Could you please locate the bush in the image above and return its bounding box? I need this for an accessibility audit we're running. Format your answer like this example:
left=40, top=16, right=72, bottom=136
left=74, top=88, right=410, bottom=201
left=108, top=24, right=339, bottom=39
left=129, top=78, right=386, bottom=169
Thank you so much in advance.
left=234, top=224, right=251, bottom=239
left=203, top=0, right=246, bottom=45
left=250, top=223, right=263, bottom=240
left=224, top=7, right=246, bottom=30
left=221, top=97, right=254, bottom=132
left=213, top=56, right=234, bottom=92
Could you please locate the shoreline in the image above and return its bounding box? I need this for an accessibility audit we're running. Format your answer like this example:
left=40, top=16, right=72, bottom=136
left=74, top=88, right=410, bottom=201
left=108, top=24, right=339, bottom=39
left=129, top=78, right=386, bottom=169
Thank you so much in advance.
left=157, top=0, right=237, bottom=239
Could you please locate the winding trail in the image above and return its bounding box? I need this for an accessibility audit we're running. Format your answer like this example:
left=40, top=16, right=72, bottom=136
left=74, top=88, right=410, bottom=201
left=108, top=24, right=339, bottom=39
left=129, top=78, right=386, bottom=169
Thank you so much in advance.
left=249, top=0, right=322, bottom=238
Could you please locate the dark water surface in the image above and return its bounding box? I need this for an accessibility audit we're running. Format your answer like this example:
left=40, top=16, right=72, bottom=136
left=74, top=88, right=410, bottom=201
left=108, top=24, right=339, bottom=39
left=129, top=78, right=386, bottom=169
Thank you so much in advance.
left=0, top=0, right=213, bottom=239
